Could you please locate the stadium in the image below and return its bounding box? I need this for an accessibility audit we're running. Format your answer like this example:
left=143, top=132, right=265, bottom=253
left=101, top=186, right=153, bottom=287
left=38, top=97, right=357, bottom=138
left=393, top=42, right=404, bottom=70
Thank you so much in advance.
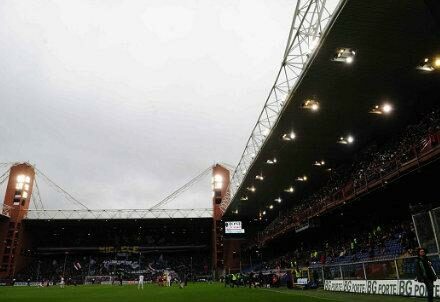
left=1, top=0, right=440, bottom=301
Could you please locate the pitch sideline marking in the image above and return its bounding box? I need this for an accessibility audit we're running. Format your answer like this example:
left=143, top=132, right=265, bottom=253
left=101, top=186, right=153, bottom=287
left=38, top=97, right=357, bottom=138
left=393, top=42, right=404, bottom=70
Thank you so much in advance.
left=261, top=288, right=344, bottom=302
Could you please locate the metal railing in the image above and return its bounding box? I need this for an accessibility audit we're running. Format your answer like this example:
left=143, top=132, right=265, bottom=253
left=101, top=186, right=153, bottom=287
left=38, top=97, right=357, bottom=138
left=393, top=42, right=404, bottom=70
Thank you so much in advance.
left=309, top=253, right=440, bottom=281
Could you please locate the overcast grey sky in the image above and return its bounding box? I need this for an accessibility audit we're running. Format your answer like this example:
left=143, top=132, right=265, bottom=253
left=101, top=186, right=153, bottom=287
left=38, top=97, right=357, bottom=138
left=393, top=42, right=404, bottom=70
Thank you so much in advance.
left=0, top=0, right=298, bottom=209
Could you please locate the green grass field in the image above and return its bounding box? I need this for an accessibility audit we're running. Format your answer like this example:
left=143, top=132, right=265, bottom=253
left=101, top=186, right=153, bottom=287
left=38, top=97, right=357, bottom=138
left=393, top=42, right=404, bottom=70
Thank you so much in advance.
left=0, top=283, right=427, bottom=302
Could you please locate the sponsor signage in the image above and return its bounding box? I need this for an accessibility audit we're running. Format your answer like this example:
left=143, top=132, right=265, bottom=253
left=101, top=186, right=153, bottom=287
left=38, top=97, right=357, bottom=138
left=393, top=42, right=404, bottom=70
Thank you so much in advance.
left=324, top=280, right=440, bottom=297
left=13, top=282, right=52, bottom=286
left=225, top=221, right=245, bottom=234
left=296, top=278, right=308, bottom=285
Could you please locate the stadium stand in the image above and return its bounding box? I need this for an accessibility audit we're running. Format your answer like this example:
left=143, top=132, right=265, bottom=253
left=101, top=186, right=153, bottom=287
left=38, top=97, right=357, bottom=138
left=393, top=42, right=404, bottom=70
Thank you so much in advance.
left=7, top=219, right=212, bottom=284
left=231, top=106, right=440, bottom=291
left=257, top=107, right=440, bottom=245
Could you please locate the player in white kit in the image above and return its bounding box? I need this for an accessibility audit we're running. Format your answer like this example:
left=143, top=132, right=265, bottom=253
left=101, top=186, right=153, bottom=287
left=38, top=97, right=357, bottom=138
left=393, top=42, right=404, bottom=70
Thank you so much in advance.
left=138, top=275, right=144, bottom=290
left=167, top=274, right=171, bottom=287
left=60, top=276, right=65, bottom=288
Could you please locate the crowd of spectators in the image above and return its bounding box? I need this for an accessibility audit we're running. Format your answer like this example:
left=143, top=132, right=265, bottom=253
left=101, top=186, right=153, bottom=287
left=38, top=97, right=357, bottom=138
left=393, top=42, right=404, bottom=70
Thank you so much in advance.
left=14, top=252, right=210, bottom=284
left=260, top=108, right=440, bottom=243
left=259, top=220, right=418, bottom=272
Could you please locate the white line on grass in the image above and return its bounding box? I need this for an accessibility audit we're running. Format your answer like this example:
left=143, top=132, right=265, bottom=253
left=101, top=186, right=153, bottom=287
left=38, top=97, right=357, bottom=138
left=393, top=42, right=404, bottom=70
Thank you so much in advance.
left=260, top=288, right=343, bottom=302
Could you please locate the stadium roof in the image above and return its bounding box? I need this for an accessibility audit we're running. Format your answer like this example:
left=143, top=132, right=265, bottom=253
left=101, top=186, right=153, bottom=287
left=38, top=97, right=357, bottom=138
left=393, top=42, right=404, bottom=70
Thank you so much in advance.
left=225, top=0, right=440, bottom=219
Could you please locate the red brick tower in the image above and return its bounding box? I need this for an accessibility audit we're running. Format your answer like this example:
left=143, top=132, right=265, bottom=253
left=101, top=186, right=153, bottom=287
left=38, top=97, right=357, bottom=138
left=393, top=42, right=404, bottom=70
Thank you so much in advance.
left=0, top=163, right=35, bottom=278
left=211, top=164, right=230, bottom=278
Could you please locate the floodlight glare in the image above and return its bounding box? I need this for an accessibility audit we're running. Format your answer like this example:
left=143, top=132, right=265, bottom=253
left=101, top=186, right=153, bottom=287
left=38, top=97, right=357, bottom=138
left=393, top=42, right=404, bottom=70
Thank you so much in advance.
left=275, top=197, right=282, bottom=203
left=247, top=186, right=256, bottom=192
left=301, top=99, right=320, bottom=111
left=370, top=103, right=393, bottom=115
left=417, top=56, right=440, bottom=71
left=266, top=157, right=277, bottom=164
left=314, top=160, right=325, bottom=166
left=296, top=175, right=308, bottom=182
left=255, top=174, right=264, bottom=181
left=284, top=186, right=295, bottom=193
left=338, top=135, right=354, bottom=144
left=213, top=174, right=223, bottom=190
left=382, top=103, right=392, bottom=114
left=332, top=48, right=356, bottom=64
left=282, top=131, right=296, bottom=141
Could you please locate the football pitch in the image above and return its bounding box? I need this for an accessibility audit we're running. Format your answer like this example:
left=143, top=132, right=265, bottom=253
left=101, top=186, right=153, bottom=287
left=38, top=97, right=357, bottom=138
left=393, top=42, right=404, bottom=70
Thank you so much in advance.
left=0, top=283, right=427, bottom=302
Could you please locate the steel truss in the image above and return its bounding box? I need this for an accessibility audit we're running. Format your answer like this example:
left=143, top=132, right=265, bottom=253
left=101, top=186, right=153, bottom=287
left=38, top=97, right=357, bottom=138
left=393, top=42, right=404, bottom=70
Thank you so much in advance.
left=24, top=208, right=213, bottom=220
left=221, top=0, right=344, bottom=212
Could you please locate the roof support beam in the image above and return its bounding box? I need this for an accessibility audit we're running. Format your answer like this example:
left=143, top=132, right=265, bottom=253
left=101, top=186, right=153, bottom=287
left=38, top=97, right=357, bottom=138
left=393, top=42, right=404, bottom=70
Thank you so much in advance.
left=23, top=208, right=213, bottom=220
left=222, top=0, right=343, bottom=211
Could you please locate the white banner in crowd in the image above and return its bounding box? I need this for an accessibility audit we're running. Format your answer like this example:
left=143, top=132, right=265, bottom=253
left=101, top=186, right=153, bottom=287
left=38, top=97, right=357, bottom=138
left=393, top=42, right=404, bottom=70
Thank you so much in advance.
left=324, top=280, right=440, bottom=297
left=296, top=278, right=308, bottom=285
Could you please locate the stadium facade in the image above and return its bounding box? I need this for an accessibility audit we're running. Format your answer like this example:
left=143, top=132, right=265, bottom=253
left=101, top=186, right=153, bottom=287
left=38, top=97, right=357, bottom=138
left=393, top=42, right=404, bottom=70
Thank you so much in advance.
left=0, top=163, right=243, bottom=282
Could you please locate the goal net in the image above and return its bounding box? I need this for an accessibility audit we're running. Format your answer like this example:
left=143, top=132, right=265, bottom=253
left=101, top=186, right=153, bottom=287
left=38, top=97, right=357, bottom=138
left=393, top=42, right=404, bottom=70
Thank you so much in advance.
left=84, top=275, right=113, bottom=285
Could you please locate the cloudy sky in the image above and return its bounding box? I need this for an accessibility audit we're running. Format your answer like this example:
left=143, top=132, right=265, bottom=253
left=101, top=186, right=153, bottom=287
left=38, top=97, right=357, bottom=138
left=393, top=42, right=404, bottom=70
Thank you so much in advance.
left=0, top=0, right=298, bottom=210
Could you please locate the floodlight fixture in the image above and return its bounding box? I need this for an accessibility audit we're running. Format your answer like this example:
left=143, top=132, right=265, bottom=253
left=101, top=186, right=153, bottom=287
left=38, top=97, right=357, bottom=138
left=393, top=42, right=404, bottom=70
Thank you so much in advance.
left=332, top=48, right=356, bottom=64
left=282, top=131, right=296, bottom=141
left=301, top=99, right=320, bottom=111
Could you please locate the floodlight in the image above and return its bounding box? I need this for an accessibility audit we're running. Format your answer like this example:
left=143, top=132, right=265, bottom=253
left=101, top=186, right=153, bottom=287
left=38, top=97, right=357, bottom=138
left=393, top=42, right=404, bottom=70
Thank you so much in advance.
left=266, top=157, right=277, bottom=164
left=284, top=186, right=295, bottom=193
left=247, top=186, right=256, bottom=192
left=255, top=174, right=264, bottom=181
left=282, top=131, right=296, bottom=141
left=301, top=99, right=320, bottom=111
left=332, top=48, right=356, bottom=64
